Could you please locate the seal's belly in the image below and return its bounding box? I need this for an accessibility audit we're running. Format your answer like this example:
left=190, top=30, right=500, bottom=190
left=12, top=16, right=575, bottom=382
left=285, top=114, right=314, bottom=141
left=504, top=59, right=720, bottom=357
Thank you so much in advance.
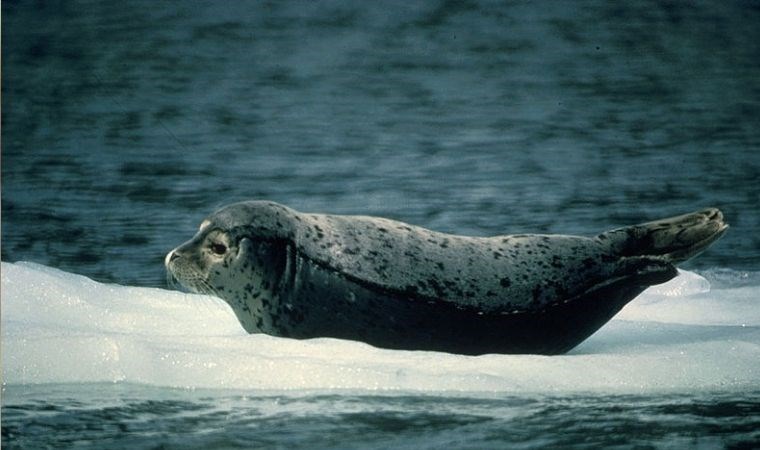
left=261, top=255, right=642, bottom=355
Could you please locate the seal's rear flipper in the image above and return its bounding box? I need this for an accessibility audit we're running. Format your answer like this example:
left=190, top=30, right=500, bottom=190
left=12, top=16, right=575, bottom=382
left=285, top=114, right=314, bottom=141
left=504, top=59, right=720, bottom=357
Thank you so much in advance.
left=598, top=208, right=728, bottom=265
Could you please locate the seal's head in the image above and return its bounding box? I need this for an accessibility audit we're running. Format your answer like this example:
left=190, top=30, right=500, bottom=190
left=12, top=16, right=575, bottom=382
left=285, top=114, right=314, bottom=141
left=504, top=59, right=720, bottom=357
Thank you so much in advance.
left=165, top=201, right=296, bottom=331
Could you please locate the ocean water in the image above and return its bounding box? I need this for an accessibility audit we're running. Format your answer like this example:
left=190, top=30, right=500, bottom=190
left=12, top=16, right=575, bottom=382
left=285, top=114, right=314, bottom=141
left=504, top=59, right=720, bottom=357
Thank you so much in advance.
left=2, top=0, right=760, bottom=448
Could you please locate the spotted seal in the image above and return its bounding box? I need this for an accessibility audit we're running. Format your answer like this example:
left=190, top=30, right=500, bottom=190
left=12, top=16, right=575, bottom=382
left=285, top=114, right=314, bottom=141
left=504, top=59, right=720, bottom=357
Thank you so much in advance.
left=165, top=202, right=727, bottom=355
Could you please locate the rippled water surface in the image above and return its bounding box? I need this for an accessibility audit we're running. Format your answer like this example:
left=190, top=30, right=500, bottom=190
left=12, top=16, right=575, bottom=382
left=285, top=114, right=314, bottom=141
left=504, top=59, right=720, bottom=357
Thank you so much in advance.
left=2, top=0, right=759, bottom=448
left=4, top=385, right=760, bottom=449
left=3, top=0, right=759, bottom=286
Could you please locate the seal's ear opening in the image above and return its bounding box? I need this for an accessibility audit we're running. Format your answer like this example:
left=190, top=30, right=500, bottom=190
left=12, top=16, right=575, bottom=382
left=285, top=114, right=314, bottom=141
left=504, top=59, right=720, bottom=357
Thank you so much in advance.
left=236, top=237, right=254, bottom=261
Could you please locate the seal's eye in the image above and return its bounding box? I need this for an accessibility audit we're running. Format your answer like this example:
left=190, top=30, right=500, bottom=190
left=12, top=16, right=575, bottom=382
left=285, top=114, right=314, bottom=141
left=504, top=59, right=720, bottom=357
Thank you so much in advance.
left=210, top=243, right=227, bottom=255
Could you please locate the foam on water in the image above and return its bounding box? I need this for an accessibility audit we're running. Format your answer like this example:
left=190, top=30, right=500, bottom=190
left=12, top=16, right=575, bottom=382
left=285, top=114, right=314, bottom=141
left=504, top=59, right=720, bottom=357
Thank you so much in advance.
left=2, top=261, right=758, bottom=393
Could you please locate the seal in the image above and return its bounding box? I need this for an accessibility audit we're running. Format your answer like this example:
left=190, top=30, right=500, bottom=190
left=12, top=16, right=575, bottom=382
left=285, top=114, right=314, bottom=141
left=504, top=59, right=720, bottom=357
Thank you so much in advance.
left=165, top=201, right=727, bottom=355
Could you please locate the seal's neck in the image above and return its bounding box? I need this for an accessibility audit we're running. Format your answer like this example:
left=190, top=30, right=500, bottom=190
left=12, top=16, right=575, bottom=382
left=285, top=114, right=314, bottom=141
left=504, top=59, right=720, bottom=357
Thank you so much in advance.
left=230, top=239, right=295, bottom=334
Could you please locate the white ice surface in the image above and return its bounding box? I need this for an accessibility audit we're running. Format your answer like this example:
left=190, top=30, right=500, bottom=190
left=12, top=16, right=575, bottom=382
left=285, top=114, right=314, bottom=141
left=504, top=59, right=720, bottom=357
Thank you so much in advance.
left=2, top=261, right=758, bottom=393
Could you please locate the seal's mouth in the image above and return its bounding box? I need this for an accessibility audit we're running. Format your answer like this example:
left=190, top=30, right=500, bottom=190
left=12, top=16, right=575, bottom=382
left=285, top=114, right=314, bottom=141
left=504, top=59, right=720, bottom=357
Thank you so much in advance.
left=165, top=263, right=217, bottom=296
left=165, top=250, right=181, bottom=290
left=165, top=270, right=182, bottom=291
left=164, top=250, right=208, bottom=294
left=166, top=271, right=213, bottom=295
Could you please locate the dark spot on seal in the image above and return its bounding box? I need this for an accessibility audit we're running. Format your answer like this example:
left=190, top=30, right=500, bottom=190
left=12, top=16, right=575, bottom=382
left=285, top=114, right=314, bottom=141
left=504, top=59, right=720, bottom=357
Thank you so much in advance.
left=436, top=262, right=445, bottom=271
left=404, top=285, right=419, bottom=296
left=403, top=250, right=420, bottom=261
left=427, top=278, right=446, bottom=298
left=601, top=254, right=616, bottom=263
left=378, top=227, right=388, bottom=233
left=500, top=277, right=512, bottom=288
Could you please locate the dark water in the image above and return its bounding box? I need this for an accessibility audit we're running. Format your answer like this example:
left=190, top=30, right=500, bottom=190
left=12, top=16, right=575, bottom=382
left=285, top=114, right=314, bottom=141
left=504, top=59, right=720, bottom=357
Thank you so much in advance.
left=3, top=0, right=760, bottom=448
left=3, top=384, right=760, bottom=449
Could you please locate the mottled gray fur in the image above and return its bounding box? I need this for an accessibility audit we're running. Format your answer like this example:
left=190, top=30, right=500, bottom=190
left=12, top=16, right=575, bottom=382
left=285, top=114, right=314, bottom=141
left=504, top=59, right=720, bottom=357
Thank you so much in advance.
left=166, top=201, right=727, bottom=354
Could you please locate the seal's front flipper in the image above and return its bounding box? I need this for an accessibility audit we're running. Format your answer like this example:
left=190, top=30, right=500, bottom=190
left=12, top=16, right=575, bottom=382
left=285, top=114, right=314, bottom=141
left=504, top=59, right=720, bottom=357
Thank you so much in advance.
left=530, top=258, right=678, bottom=355
left=606, top=257, right=679, bottom=289
left=598, top=208, right=728, bottom=265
